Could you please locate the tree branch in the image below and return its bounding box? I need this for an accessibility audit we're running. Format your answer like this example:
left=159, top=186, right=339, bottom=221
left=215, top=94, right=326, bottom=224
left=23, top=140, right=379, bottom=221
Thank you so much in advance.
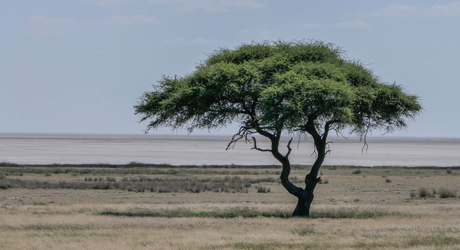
left=322, top=120, right=339, bottom=142
left=226, top=126, right=256, bottom=150
left=251, top=137, right=272, bottom=152
left=332, top=127, right=349, bottom=140
left=286, top=138, right=293, bottom=158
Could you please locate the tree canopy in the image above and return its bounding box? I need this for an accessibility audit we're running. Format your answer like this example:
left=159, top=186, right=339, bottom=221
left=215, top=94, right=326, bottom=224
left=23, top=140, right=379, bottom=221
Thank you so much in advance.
left=135, top=40, right=422, bottom=216
left=136, top=40, right=420, bottom=137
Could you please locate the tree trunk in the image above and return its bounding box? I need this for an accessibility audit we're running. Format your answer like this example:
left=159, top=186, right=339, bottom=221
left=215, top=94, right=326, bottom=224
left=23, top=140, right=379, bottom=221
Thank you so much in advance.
left=270, top=134, right=324, bottom=217
left=292, top=190, right=314, bottom=216
left=264, top=125, right=327, bottom=217
left=293, top=120, right=329, bottom=217
left=292, top=173, right=321, bottom=217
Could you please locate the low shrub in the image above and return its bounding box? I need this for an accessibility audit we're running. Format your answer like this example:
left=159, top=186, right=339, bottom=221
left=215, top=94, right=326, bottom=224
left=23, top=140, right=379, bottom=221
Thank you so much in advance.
left=352, top=169, right=362, bottom=175
left=419, top=187, right=431, bottom=198
left=438, top=188, right=456, bottom=198
left=257, top=186, right=271, bottom=193
left=106, top=177, right=116, bottom=182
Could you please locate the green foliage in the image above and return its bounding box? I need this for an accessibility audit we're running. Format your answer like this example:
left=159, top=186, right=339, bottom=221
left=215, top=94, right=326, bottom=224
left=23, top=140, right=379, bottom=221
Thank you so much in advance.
left=135, top=40, right=421, bottom=136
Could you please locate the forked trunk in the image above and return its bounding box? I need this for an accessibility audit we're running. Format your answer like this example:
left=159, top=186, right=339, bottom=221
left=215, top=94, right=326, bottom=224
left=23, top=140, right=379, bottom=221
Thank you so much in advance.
left=274, top=141, right=325, bottom=217
left=266, top=124, right=328, bottom=217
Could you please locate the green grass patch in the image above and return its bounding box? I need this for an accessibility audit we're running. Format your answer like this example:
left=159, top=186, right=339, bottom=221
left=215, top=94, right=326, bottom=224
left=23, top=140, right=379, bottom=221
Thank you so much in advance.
left=406, top=233, right=460, bottom=247
left=353, top=233, right=460, bottom=248
left=100, top=208, right=403, bottom=219
left=310, top=209, right=402, bottom=219
left=101, top=208, right=292, bottom=218
left=231, top=242, right=304, bottom=250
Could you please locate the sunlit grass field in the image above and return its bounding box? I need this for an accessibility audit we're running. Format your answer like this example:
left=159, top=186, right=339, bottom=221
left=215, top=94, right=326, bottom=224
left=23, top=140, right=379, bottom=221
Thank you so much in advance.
left=1, top=163, right=460, bottom=249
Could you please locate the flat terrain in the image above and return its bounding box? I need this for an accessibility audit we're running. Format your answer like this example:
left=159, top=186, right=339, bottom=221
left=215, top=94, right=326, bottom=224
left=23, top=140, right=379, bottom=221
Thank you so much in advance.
left=2, top=134, right=460, bottom=166
left=1, top=164, right=460, bottom=249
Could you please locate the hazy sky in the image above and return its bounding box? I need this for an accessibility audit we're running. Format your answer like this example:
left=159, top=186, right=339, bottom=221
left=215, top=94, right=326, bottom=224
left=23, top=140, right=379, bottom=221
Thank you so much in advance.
left=1, top=0, right=459, bottom=137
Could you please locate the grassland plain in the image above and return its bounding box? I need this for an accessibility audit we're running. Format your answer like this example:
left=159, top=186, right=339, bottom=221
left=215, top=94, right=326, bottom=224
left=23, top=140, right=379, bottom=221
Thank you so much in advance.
left=0, top=163, right=460, bottom=249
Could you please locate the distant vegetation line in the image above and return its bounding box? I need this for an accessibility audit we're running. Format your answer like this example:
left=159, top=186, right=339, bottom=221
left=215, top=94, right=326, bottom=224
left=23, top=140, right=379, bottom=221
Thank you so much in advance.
left=1, top=162, right=460, bottom=169
left=0, top=176, right=275, bottom=193
left=0, top=162, right=282, bottom=169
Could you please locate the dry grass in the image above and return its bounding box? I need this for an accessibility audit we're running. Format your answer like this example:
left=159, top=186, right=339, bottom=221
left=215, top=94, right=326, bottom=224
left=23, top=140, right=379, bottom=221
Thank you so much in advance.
left=1, top=165, right=460, bottom=249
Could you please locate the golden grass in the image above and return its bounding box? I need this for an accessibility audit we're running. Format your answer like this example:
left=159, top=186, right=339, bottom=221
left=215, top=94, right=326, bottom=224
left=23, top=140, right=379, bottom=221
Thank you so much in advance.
left=1, top=205, right=460, bottom=249
left=1, top=166, right=460, bottom=249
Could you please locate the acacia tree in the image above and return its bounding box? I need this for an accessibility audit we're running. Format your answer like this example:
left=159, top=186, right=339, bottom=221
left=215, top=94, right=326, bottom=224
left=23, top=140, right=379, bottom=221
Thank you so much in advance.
left=135, top=40, right=421, bottom=217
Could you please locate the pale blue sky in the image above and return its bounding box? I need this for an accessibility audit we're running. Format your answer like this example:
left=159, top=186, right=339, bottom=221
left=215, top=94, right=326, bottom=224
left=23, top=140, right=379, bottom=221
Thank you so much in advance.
left=1, top=0, right=459, bottom=137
